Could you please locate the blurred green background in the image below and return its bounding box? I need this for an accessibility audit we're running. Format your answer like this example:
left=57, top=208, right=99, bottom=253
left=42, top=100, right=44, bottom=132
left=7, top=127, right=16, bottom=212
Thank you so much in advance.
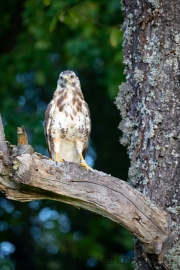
left=0, top=0, right=133, bottom=269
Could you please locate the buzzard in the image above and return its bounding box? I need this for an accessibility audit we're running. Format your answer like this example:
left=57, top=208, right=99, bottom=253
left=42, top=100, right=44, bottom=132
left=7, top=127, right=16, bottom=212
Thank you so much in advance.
left=44, top=70, right=91, bottom=170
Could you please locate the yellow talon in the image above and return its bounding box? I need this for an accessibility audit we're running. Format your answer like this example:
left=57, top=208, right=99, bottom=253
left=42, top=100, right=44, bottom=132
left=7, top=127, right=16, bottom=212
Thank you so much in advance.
left=80, top=153, right=93, bottom=171
left=55, top=153, right=63, bottom=162
left=80, top=161, right=92, bottom=171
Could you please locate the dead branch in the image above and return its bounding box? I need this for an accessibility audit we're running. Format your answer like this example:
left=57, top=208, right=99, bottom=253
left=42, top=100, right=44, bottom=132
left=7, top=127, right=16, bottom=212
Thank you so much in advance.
left=0, top=115, right=170, bottom=256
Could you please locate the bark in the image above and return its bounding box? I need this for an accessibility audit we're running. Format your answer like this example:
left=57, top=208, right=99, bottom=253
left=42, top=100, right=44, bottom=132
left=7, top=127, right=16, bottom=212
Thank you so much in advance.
left=116, top=0, right=180, bottom=268
left=0, top=116, right=172, bottom=264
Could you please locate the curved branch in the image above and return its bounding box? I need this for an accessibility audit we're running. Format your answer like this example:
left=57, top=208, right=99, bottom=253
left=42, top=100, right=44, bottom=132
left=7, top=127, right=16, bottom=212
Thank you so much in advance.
left=0, top=116, right=170, bottom=255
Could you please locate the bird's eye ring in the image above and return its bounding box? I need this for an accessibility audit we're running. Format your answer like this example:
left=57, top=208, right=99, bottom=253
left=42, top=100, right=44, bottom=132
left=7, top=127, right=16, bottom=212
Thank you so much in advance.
left=70, top=74, right=74, bottom=79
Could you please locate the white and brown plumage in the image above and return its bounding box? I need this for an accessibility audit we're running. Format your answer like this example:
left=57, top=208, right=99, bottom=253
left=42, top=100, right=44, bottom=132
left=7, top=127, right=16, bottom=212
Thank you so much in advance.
left=44, top=70, right=91, bottom=170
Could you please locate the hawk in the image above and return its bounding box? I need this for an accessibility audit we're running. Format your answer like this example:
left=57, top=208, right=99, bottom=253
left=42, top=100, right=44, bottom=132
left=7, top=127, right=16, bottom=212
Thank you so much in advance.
left=44, top=70, right=91, bottom=170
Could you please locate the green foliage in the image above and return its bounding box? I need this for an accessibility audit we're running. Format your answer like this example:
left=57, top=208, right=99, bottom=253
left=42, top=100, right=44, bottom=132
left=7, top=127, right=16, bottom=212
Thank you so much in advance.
left=0, top=0, right=133, bottom=269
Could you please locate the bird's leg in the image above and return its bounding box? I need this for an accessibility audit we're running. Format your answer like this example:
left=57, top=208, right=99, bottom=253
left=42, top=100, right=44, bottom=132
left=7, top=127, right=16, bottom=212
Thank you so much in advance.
left=52, top=132, right=63, bottom=162
left=80, top=153, right=92, bottom=171
left=55, top=152, right=63, bottom=162
left=76, top=139, right=92, bottom=171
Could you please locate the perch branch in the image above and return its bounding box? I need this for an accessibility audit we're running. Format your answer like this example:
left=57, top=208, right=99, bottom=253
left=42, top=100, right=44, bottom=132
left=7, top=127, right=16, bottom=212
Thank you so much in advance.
left=0, top=116, right=170, bottom=255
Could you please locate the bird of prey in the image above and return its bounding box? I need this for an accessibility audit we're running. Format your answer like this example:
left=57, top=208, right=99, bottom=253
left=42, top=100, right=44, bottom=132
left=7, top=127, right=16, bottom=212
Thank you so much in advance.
left=44, top=70, right=91, bottom=170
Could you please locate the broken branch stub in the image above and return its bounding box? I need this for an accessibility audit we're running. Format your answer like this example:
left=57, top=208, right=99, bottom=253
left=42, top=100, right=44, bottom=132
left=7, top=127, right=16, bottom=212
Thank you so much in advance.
left=17, top=126, right=28, bottom=145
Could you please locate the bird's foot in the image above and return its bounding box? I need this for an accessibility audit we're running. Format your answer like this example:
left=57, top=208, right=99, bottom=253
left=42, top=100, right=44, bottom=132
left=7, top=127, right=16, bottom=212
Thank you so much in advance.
left=55, top=153, right=63, bottom=162
left=55, top=158, right=63, bottom=162
left=80, top=160, right=93, bottom=171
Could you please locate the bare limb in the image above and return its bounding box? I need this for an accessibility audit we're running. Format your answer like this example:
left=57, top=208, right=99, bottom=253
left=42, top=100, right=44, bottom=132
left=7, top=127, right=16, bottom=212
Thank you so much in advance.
left=0, top=116, right=170, bottom=256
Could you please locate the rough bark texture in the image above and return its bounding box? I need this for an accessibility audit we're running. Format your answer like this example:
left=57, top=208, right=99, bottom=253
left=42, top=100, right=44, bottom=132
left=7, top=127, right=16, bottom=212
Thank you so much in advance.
left=116, top=0, right=180, bottom=268
left=0, top=117, right=172, bottom=262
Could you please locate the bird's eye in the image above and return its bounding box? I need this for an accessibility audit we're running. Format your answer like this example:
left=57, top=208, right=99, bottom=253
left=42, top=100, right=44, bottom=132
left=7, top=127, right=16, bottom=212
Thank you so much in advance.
left=60, top=76, right=63, bottom=80
left=70, top=74, right=74, bottom=79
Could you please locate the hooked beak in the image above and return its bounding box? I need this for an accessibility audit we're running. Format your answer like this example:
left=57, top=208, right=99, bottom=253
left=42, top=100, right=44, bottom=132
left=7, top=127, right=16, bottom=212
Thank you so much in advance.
left=64, top=75, right=69, bottom=83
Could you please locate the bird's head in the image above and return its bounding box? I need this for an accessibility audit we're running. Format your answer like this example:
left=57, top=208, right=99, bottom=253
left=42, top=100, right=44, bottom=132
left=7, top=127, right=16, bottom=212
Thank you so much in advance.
left=58, top=70, right=79, bottom=89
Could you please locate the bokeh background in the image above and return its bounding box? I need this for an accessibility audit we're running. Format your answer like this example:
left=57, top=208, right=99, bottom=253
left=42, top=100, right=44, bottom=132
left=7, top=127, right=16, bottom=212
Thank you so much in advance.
left=0, top=1, right=133, bottom=269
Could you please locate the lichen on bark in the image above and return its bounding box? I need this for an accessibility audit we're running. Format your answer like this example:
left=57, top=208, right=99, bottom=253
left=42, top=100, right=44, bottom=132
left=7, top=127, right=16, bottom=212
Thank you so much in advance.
left=116, top=0, right=180, bottom=268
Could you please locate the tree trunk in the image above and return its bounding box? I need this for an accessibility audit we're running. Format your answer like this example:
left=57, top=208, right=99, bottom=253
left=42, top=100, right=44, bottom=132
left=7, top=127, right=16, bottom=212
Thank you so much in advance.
left=116, top=0, right=180, bottom=268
